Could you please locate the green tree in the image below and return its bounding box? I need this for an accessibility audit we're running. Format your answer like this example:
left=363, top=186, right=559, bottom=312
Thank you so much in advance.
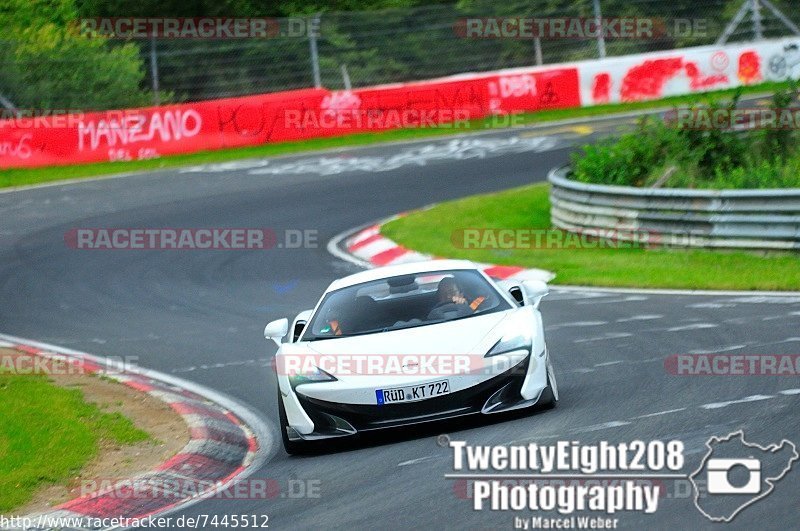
left=0, top=0, right=151, bottom=110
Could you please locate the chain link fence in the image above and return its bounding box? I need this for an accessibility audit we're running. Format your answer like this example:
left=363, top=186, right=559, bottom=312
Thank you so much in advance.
left=1, top=0, right=799, bottom=111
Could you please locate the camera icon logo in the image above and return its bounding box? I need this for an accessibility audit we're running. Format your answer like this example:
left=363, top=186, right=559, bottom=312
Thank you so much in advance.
left=706, top=458, right=761, bottom=494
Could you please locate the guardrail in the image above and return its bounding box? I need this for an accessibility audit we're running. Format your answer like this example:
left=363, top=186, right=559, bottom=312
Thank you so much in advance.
left=548, top=166, right=800, bottom=250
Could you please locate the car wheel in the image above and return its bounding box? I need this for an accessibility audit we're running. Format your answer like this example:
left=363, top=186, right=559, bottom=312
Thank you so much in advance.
left=537, top=356, right=559, bottom=410
left=277, top=388, right=307, bottom=455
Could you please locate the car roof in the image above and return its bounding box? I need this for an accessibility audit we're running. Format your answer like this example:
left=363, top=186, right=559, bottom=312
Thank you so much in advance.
left=326, top=259, right=480, bottom=292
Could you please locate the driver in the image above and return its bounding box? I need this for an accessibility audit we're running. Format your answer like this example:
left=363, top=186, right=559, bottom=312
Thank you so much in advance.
left=319, top=307, right=344, bottom=336
left=436, top=277, right=467, bottom=306
left=434, top=277, right=486, bottom=312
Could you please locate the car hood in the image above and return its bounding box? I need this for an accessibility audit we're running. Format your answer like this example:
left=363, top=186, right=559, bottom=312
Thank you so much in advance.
left=278, top=308, right=538, bottom=395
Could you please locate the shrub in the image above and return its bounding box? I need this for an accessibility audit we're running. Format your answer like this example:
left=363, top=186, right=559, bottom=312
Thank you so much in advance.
left=0, top=0, right=153, bottom=111
left=571, top=84, right=800, bottom=189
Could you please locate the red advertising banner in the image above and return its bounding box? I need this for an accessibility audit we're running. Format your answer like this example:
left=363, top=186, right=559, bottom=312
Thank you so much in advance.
left=0, top=68, right=579, bottom=169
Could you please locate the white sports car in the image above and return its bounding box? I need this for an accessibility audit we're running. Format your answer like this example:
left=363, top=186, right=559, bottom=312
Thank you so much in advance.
left=264, top=259, right=558, bottom=454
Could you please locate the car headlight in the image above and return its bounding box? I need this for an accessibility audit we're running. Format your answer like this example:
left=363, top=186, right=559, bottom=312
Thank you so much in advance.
left=485, top=332, right=531, bottom=357
left=289, top=366, right=337, bottom=385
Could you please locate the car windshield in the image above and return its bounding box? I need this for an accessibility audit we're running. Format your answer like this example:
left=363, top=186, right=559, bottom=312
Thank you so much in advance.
left=302, top=269, right=511, bottom=341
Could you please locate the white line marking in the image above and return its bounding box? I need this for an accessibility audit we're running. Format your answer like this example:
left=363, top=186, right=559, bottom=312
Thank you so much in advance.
left=171, top=358, right=269, bottom=373
left=572, top=420, right=631, bottom=433
left=779, top=389, right=800, bottom=395
left=756, top=337, right=800, bottom=346
left=631, top=408, right=686, bottom=419
left=547, top=321, right=608, bottom=330
left=688, top=344, right=749, bottom=354
left=700, top=394, right=774, bottom=410
left=576, top=296, right=648, bottom=305
left=667, top=323, right=718, bottom=332
left=574, top=332, right=632, bottom=343
left=727, top=296, right=800, bottom=304
left=594, top=360, right=624, bottom=367
left=546, top=292, right=608, bottom=301
left=616, top=315, right=663, bottom=322
left=398, top=456, right=437, bottom=467
left=687, top=302, right=737, bottom=309
left=722, top=318, right=749, bottom=326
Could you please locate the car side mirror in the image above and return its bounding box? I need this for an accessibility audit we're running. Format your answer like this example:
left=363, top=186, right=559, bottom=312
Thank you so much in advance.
left=264, top=318, right=289, bottom=346
left=497, top=279, right=528, bottom=306
left=522, top=280, right=549, bottom=310
left=292, top=321, right=307, bottom=342
left=291, top=309, right=314, bottom=343
left=508, top=286, right=525, bottom=306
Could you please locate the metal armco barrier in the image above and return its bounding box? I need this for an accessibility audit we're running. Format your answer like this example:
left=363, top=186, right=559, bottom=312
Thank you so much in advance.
left=548, top=166, right=800, bottom=250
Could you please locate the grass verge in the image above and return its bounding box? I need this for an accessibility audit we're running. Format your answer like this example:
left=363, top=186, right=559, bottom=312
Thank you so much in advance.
left=2, top=81, right=789, bottom=189
left=0, top=370, right=149, bottom=512
left=380, top=183, right=800, bottom=291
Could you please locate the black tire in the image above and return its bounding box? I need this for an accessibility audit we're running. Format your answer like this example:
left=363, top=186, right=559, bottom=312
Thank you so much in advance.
left=277, top=388, right=308, bottom=455
left=537, top=357, right=558, bottom=410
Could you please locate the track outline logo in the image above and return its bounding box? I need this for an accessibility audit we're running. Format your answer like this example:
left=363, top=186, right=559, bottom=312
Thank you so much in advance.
left=689, top=430, right=798, bottom=522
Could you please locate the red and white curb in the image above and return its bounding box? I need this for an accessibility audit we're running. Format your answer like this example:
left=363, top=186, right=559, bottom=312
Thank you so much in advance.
left=329, top=215, right=555, bottom=283
left=0, top=333, right=272, bottom=531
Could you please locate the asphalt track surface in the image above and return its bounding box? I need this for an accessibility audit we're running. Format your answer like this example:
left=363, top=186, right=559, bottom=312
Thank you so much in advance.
left=1, top=114, right=799, bottom=530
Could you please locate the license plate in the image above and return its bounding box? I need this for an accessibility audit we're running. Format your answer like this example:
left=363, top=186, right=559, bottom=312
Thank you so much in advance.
left=376, top=380, right=450, bottom=405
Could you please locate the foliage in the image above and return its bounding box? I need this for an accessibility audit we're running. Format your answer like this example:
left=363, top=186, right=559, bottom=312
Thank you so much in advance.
left=571, top=84, right=800, bottom=189
left=5, top=0, right=796, bottom=105
left=0, top=0, right=152, bottom=110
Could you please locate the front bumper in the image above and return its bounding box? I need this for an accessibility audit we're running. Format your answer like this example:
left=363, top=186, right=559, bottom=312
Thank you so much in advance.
left=287, top=354, right=542, bottom=441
